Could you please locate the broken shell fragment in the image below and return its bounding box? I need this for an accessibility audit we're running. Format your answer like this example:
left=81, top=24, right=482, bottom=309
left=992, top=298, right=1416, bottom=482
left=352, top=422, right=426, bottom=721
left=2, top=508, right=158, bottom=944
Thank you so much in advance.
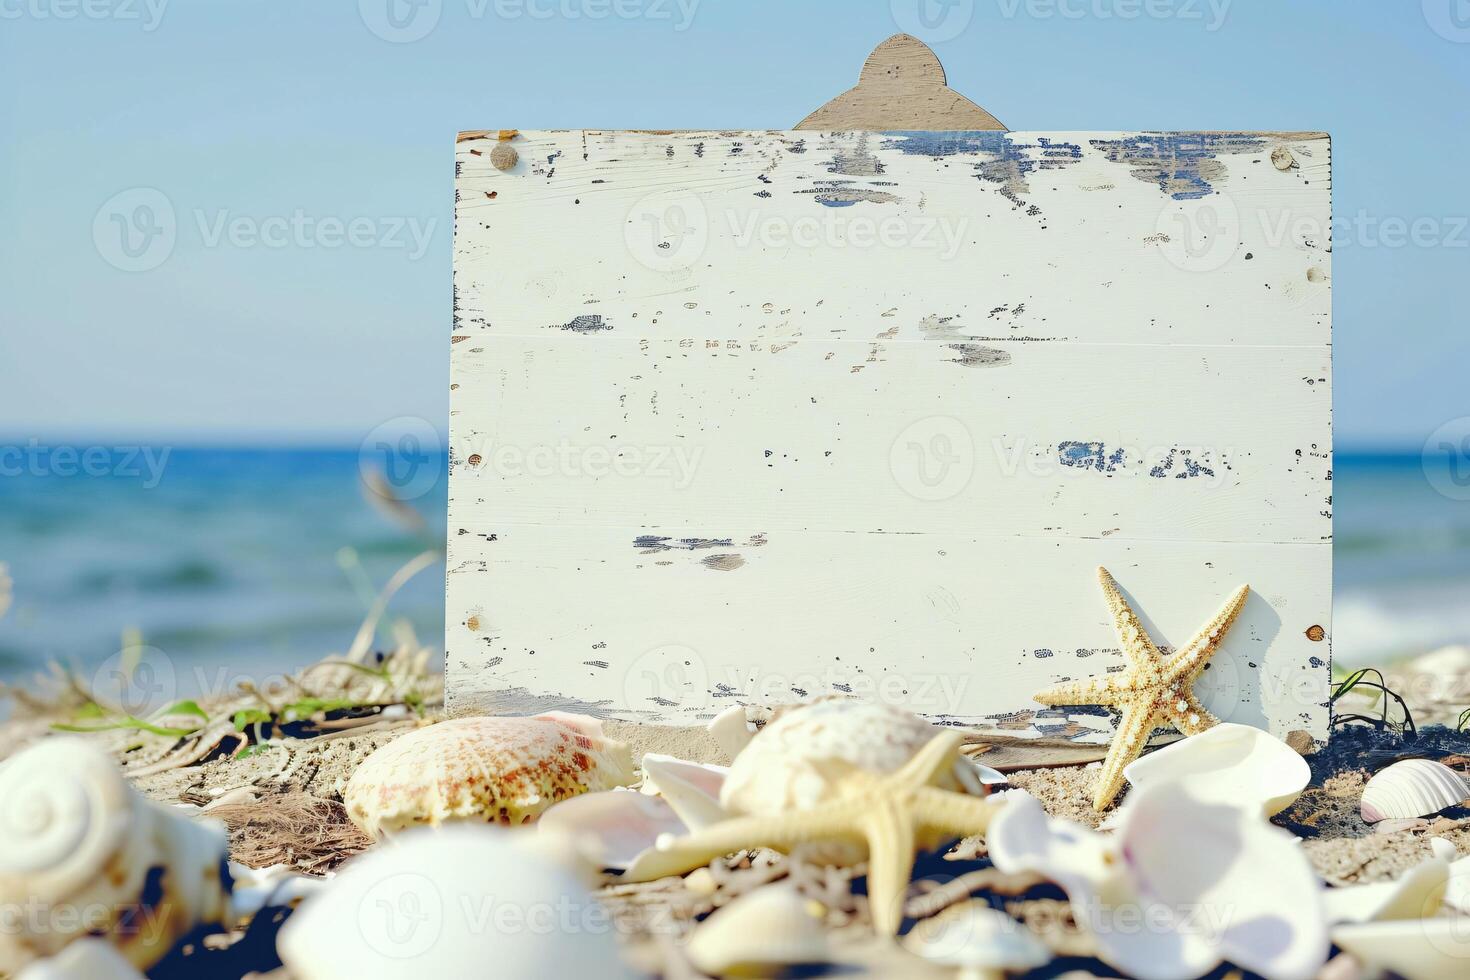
left=1359, top=759, right=1470, bottom=824
left=0, top=739, right=231, bottom=974
left=639, top=753, right=729, bottom=831
left=1429, top=837, right=1470, bottom=914
left=538, top=788, right=687, bottom=870
left=686, top=883, right=830, bottom=977
left=1323, top=853, right=1448, bottom=924
left=706, top=704, right=755, bottom=760
left=343, top=713, right=636, bottom=839
left=1332, top=919, right=1470, bottom=980
left=1124, top=723, right=1310, bottom=816
left=278, top=826, right=635, bottom=980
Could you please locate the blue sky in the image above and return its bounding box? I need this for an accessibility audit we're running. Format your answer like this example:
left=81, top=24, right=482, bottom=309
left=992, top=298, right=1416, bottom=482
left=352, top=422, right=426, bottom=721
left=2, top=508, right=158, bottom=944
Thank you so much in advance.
left=1, top=0, right=1466, bottom=448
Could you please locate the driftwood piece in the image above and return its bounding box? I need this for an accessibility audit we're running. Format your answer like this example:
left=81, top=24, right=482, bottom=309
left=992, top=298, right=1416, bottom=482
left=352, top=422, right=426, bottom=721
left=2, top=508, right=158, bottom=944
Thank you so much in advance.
left=795, top=34, right=1005, bottom=131
left=962, top=733, right=1109, bottom=773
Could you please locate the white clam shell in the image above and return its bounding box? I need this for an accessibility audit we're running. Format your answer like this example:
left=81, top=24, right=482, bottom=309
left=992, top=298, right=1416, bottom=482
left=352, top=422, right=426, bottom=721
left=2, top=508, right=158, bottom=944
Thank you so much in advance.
left=902, top=901, right=1051, bottom=974
left=686, top=882, right=829, bottom=976
left=1124, top=723, right=1311, bottom=816
left=1332, top=919, right=1470, bottom=980
left=278, top=826, right=634, bottom=980
left=1359, top=759, right=1470, bottom=824
left=0, top=738, right=230, bottom=975
left=343, top=714, right=636, bottom=839
left=538, top=789, right=687, bottom=870
left=719, top=698, right=998, bottom=816
left=1117, top=785, right=1328, bottom=980
left=990, top=785, right=1329, bottom=980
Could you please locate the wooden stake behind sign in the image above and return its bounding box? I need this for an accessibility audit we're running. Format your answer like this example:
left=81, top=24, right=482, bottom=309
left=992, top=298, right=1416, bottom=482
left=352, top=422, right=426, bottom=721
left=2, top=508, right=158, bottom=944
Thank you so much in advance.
left=446, top=35, right=1333, bottom=760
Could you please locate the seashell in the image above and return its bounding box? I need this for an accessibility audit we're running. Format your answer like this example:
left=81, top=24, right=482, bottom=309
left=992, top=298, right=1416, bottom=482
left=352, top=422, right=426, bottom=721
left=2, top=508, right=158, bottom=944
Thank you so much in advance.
left=538, top=788, right=687, bottom=870
left=226, top=862, right=326, bottom=919
left=1429, top=837, right=1470, bottom=914
left=1359, top=759, right=1470, bottom=824
left=0, top=738, right=231, bottom=975
left=990, top=785, right=1329, bottom=980
left=14, top=939, right=145, bottom=980
left=1124, top=723, right=1310, bottom=816
left=902, top=901, right=1051, bottom=978
left=685, top=882, right=829, bottom=976
left=343, top=713, right=636, bottom=838
left=1323, top=854, right=1448, bottom=924
left=639, top=753, right=729, bottom=831
left=277, top=825, right=635, bottom=980
left=719, top=698, right=1000, bottom=816
left=1332, top=919, right=1470, bottom=980
left=706, top=704, right=755, bottom=760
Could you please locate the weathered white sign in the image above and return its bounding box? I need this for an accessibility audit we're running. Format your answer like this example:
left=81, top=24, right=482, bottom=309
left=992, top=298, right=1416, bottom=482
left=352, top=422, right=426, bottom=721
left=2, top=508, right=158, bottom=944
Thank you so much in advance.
left=448, top=129, right=1332, bottom=742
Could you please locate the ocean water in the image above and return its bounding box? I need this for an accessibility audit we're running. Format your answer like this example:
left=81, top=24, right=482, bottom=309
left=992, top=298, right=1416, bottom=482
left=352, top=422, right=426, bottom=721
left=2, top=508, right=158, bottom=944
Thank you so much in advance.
left=1335, top=453, right=1470, bottom=666
left=0, top=449, right=1463, bottom=698
left=0, top=449, right=447, bottom=697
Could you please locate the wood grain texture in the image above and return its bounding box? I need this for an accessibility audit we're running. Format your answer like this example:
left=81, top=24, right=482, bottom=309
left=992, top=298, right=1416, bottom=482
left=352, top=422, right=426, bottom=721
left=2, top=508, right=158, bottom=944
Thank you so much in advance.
left=449, top=128, right=1333, bottom=742
left=796, top=34, right=1006, bottom=131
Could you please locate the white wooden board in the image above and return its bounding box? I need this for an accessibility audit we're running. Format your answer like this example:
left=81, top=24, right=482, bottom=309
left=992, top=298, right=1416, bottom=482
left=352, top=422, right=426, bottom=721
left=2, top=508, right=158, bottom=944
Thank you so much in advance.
left=448, top=129, right=1333, bottom=741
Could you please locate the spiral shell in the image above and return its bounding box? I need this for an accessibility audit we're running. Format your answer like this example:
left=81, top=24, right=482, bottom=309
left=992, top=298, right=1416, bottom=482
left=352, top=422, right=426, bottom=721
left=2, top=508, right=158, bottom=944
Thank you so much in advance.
left=1360, top=759, right=1470, bottom=824
left=720, top=698, right=998, bottom=816
left=344, top=713, right=636, bottom=839
left=0, top=738, right=229, bottom=974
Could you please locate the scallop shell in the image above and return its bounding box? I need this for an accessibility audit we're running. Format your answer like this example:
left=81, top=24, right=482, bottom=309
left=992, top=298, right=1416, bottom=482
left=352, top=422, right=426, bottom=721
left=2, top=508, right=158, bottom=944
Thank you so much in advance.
left=1359, top=759, right=1470, bottom=824
left=343, top=713, right=636, bottom=839
left=1123, top=723, right=1310, bottom=816
left=277, top=825, right=635, bottom=980
left=719, top=698, right=1000, bottom=816
left=0, top=738, right=230, bottom=974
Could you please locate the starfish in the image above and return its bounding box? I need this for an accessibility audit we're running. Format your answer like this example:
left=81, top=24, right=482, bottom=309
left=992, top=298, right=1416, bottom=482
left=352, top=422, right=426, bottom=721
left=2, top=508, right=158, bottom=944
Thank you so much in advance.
left=622, top=731, right=1002, bottom=935
left=1033, top=566, right=1250, bottom=812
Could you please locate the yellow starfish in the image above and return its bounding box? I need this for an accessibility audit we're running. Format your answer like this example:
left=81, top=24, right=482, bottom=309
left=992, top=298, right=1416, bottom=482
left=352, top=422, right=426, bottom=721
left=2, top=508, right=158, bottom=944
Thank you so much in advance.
left=622, top=731, right=1001, bottom=936
left=1033, top=566, right=1250, bottom=812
